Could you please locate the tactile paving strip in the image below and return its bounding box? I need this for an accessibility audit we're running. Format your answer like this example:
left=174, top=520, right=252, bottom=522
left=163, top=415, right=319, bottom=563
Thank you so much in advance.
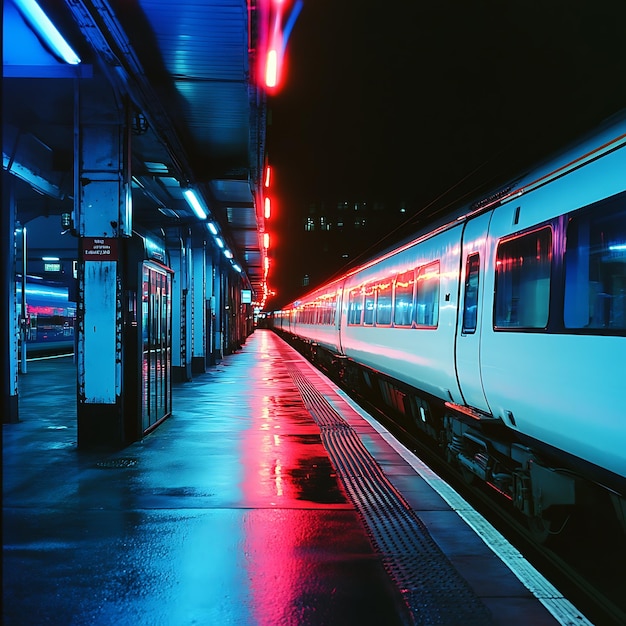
left=285, top=359, right=493, bottom=626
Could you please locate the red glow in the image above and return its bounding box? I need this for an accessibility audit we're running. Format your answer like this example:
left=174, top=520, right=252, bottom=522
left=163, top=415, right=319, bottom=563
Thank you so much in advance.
left=257, top=0, right=295, bottom=93
left=241, top=330, right=317, bottom=623
left=264, top=165, right=271, bottom=188
left=265, top=49, right=278, bottom=87
left=263, top=233, right=270, bottom=249
left=264, top=197, right=271, bottom=219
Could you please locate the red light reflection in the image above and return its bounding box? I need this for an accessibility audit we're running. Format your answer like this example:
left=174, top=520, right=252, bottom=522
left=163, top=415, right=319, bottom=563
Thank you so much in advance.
left=241, top=330, right=343, bottom=624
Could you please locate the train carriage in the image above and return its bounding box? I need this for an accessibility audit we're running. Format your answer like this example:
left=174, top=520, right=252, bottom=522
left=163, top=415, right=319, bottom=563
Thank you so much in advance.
left=273, top=110, right=626, bottom=540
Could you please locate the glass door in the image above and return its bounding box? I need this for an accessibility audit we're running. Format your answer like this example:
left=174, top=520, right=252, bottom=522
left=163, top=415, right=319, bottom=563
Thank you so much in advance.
left=141, top=262, right=172, bottom=433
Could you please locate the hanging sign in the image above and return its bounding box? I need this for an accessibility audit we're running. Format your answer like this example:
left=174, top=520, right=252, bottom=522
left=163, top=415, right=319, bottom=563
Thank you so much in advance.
left=82, top=237, right=118, bottom=261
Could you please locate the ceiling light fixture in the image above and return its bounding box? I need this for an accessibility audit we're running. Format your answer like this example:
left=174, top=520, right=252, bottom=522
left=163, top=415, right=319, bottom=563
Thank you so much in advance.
left=14, top=0, right=81, bottom=65
left=183, top=188, right=207, bottom=220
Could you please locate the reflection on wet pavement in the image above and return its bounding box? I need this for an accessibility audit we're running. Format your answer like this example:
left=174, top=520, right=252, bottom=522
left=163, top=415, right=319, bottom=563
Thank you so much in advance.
left=3, top=330, right=407, bottom=625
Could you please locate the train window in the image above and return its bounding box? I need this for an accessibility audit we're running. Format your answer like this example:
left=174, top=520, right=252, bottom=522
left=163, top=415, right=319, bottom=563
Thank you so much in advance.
left=416, top=261, right=439, bottom=327
left=323, top=295, right=337, bottom=325
left=364, top=284, right=376, bottom=325
left=375, top=281, right=393, bottom=325
left=495, top=227, right=552, bottom=329
left=393, top=270, right=415, bottom=327
left=330, top=295, right=337, bottom=325
left=347, top=289, right=364, bottom=325
left=462, top=254, right=480, bottom=334
left=564, top=200, right=626, bottom=332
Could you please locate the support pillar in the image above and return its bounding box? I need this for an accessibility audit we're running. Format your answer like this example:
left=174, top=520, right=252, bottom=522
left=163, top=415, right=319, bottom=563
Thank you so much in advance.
left=191, top=243, right=206, bottom=374
left=75, top=88, right=132, bottom=448
left=205, top=252, right=214, bottom=365
left=170, top=236, right=192, bottom=382
left=212, top=251, right=224, bottom=363
left=2, top=173, right=19, bottom=423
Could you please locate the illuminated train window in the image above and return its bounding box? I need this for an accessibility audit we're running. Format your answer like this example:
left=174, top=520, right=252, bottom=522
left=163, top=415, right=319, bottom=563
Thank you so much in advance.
left=416, top=261, right=440, bottom=327
left=375, top=281, right=393, bottom=325
left=462, top=254, right=480, bottom=334
left=347, top=289, right=364, bottom=325
left=393, top=270, right=415, bottom=327
left=363, top=284, right=376, bottom=325
left=564, top=197, right=626, bottom=332
left=495, top=227, right=552, bottom=329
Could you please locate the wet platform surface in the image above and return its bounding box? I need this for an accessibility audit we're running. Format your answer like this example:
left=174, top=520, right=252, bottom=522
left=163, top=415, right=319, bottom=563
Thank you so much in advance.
left=3, top=330, right=580, bottom=625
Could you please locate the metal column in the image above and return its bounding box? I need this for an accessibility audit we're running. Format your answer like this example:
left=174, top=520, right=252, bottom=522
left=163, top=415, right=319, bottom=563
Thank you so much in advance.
left=191, top=242, right=207, bottom=374
left=75, top=87, right=132, bottom=448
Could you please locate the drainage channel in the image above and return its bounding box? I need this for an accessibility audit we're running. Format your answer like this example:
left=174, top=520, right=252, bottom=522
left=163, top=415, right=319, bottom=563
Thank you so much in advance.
left=286, top=362, right=493, bottom=626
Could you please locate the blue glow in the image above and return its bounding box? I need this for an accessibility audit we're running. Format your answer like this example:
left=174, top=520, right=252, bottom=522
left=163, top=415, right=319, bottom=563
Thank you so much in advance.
left=215, top=237, right=224, bottom=249
left=281, top=0, right=303, bottom=54
left=14, top=0, right=81, bottom=65
left=207, top=222, right=218, bottom=235
left=183, top=188, right=207, bottom=220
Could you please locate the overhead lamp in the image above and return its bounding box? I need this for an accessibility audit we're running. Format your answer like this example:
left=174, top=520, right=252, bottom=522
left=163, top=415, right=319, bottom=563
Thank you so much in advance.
left=224, top=250, right=233, bottom=259
left=232, top=263, right=242, bottom=273
left=144, top=162, right=169, bottom=173
left=14, top=0, right=81, bottom=65
left=214, top=237, right=224, bottom=249
left=182, top=188, right=207, bottom=220
left=206, top=222, right=218, bottom=236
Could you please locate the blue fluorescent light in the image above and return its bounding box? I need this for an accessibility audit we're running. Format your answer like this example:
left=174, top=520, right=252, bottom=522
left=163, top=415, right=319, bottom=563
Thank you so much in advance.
left=183, top=188, right=207, bottom=220
left=14, top=0, right=81, bottom=65
left=232, top=264, right=242, bottom=273
left=224, top=250, right=233, bottom=259
left=207, top=222, right=218, bottom=235
left=215, top=237, right=224, bottom=249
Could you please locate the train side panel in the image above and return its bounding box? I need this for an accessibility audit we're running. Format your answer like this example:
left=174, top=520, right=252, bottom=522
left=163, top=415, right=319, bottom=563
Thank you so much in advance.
left=340, top=225, right=465, bottom=404
left=477, top=143, right=626, bottom=481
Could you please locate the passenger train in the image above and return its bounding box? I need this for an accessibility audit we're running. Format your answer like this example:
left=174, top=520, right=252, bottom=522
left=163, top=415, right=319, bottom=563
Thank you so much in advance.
left=16, top=276, right=76, bottom=356
left=273, top=111, right=626, bottom=540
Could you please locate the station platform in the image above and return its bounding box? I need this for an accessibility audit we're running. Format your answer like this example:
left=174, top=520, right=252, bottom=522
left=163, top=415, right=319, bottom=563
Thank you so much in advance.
left=3, top=329, right=586, bottom=626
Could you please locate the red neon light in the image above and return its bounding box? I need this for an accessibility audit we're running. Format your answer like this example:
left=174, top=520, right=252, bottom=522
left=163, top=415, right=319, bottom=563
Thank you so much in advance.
left=263, top=233, right=270, bottom=249
left=265, top=49, right=278, bottom=88
left=264, top=165, right=271, bottom=188
left=264, top=197, right=271, bottom=219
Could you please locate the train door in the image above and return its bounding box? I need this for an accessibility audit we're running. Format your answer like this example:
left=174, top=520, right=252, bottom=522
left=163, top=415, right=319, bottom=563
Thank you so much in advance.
left=455, top=212, right=492, bottom=413
left=141, top=261, right=172, bottom=433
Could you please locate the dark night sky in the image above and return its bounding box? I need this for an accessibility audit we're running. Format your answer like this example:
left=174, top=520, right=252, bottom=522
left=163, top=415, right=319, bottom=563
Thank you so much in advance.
left=264, top=0, right=626, bottom=309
